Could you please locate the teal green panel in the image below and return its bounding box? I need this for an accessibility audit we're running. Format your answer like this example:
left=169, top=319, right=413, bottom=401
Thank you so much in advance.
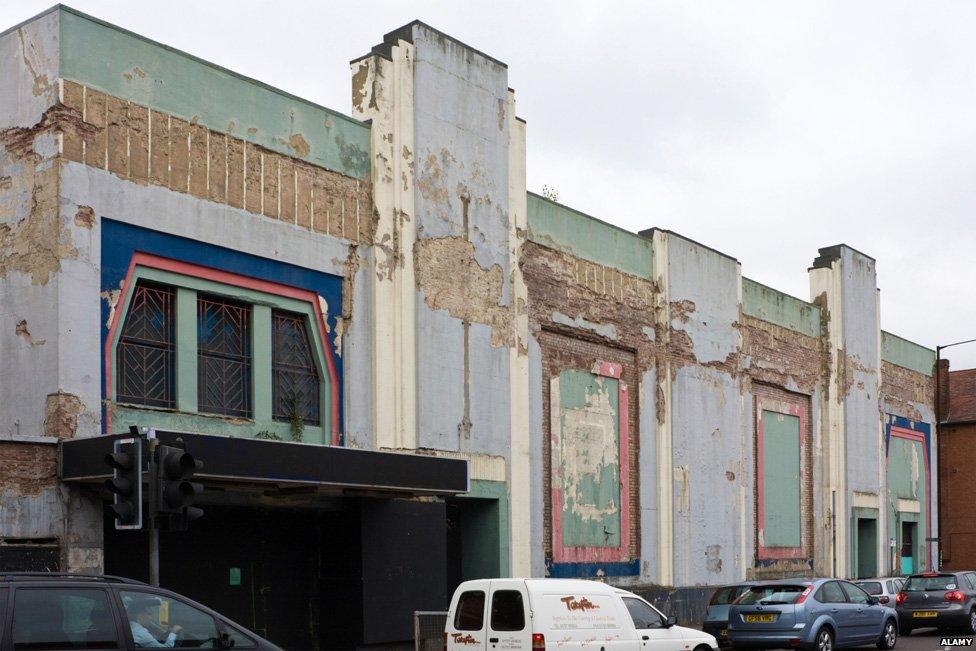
left=458, top=480, right=509, bottom=577
left=886, top=437, right=927, bottom=570
left=175, top=288, right=198, bottom=412
left=252, top=305, right=272, bottom=423
left=854, top=515, right=878, bottom=579
left=526, top=193, right=653, bottom=279
left=59, top=8, right=370, bottom=179
left=881, top=331, right=935, bottom=376
left=559, top=370, right=621, bottom=548
left=742, top=278, right=821, bottom=338
left=762, top=410, right=801, bottom=548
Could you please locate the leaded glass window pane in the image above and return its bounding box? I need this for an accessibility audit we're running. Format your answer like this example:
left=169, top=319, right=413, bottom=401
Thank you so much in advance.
left=198, top=295, right=251, bottom=418
left=272, top=311, right=320, bottom=426
left=117, top=282, right=175, bottom=408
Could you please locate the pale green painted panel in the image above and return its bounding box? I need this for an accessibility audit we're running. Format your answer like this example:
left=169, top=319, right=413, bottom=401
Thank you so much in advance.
left=882, top=331, right=935, bottom=376
left=456, top=479, right=510, bottom=578
left=886, top=437, right=929, bottom=572
left=252, top=305, right=272, bottom=423
left=762, top=410, right=801, bottom=547
left=175, top=287, right=198, bottom=412
left=742, top=278, right=821, bottom=338
left=527, top=193, right=653, bottom=279
left=559, top=370, right=621, bottom=548
left=59, top=7, right=370, bottom=179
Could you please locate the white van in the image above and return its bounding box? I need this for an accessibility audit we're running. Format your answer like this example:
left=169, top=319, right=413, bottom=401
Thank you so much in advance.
left=445, top=578, right=719, bottom=651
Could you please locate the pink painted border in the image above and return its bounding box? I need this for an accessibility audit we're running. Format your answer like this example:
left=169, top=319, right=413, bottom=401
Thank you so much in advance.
left=756, top=400, right=808, bottom=560
left=551, top=360, right=631, bottom=564
left=104, top=252, right=341, bottom=444
left=888, top=426, right=932, bottom=569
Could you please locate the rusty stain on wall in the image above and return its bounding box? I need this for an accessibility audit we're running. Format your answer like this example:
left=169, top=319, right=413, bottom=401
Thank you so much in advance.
left=15, top=319, right=45, bottom=347
left=414, top=236, right=512, bottom=347
left=43, top=391, right=85, bottom=439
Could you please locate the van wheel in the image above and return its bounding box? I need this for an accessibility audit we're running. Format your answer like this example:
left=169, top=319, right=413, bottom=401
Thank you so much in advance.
left=816, top=627, right=834, bottom=651
left=876, top=619, right=897, bottom=650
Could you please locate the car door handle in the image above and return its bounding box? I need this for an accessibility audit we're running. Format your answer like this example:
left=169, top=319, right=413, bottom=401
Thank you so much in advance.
left=489, top=638, right=498, bottom=643
left=642, top=635, right=650, bottom=640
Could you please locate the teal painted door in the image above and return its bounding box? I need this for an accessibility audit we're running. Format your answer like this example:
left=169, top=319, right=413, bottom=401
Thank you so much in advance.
left=856, top=518, right=877, bottom=579
left=900, top=521, right=917, bottom=575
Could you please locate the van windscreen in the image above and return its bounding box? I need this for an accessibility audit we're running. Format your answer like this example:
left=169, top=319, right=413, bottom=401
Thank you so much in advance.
left=736, top=585, right=807, bottom=605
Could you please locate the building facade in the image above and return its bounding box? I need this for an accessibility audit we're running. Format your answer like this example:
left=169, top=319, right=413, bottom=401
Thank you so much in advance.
left=0, top=7, right=939, bottom=648
left=937, top=362, right=976, bottom=571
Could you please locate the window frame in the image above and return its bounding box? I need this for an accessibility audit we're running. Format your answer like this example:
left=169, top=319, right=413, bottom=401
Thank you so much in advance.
left=454, top=590, right=487, bottom=632
left=115, top=281, right=177, bottom=409
left=489, top=590, right=525, bottom=632
left=197, top=293, right=253, bottom=419
left=108, top=264, right=332, bottom=443
left=271, top=309, right=322, bottom=427
left=815, top=581, right=848, bottom=604
left=117, top=588, right=220, bottom=650
left=622, top=597, right=665, bottom=630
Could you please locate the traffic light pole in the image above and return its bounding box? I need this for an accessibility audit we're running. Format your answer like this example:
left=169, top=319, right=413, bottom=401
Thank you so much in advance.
left=147, top=435, right=160, bottom=587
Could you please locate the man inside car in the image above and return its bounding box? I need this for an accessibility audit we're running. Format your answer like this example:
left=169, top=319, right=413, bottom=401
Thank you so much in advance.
left=128, top=598, right=184, bottom=648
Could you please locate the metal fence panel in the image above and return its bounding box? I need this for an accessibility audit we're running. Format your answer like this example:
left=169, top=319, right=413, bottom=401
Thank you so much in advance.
left=414, top=611, right=447, bottom=651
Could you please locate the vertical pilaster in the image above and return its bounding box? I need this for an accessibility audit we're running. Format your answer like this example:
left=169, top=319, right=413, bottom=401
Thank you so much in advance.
left=651, top=230, right=674, bottom=586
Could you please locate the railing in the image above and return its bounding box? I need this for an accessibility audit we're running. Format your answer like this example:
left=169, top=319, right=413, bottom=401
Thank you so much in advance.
left=414, top=611, right=448, bottom=651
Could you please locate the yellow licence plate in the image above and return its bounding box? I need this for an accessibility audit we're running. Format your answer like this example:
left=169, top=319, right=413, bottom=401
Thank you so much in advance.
left=745, top=614, right=777, bottom=623
left=913, top=611, right=938, bottom=618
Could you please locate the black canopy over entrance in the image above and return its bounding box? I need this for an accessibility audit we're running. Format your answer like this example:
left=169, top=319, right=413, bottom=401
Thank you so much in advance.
left=60, top=430, right=468, bottom=495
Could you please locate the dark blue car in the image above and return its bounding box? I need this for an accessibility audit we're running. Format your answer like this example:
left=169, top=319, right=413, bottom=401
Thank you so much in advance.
left=728, top=578, right=899, bottom=650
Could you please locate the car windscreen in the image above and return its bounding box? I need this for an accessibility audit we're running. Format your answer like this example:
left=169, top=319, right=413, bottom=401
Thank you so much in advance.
left=710, top=586, right=748, bottom=605
left=904, top=575, right=958, bottom=592
left=736, top=585, right=807, bottom=606
left=856, top=582, right=883, bottom=595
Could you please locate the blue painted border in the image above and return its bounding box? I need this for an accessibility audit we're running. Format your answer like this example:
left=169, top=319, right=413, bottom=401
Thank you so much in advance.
left=546, top=560, right=640, bottom=578
left=100, top=219, right=344, bottom=439
left=884, top=414, right=931, bottom=464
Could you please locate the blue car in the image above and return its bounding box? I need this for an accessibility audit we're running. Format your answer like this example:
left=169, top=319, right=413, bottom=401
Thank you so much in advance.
left=728, top=578, right=899, bottom=650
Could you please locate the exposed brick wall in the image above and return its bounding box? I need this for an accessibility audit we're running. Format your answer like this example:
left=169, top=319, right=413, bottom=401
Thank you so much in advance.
left=947, top=368, right=976, bottom=422
left=59, top=81, right=373, bottom=244
left=0, top=443, right=57, bottom=498
left=880, top=361, right=934, bottom=421
left=522, top=241, right=656, bottom=570
left=740, top=315, right=823, bottom=395
left=940, top=423, right=976, bottom=570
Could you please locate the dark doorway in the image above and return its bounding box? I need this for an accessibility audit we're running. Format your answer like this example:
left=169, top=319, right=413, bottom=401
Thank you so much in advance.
left=105, top=503, right=362, bottom=650
left=446, top=497, right=501, bottom=599
left=855, top=518, right=877, bottom=579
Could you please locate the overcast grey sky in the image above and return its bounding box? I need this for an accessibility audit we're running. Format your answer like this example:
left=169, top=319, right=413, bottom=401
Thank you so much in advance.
left=5, top=1, right=975, bottom=367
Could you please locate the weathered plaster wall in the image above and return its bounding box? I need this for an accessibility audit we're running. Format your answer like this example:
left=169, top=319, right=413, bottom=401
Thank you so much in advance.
left=58, top=7, right=370, bottom=179
left=408, top=23, right=512, bottom=457
left=662, top=232, right=744, bottom=586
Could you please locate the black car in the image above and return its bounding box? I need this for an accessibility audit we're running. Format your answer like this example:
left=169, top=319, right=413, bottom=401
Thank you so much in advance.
left=895, top=570, right=976, bottom=636
left=0, top=573, right=282, bottom=650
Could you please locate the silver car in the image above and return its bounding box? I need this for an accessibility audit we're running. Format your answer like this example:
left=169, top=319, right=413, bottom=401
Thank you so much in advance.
left=855, top=577, right=905, bottom=606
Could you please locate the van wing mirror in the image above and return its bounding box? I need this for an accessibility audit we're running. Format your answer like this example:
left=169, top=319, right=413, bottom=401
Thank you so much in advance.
left=665, top=615, right=677, bottom=627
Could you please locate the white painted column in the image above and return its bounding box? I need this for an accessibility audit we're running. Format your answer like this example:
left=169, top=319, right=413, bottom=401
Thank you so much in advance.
left=507, top=90, right=531, bottom=577
left=351, top=42, right=417, bottom=450
left=810, top=261, right=847, bottom=577
left=651, top=230, right=674, bottom=586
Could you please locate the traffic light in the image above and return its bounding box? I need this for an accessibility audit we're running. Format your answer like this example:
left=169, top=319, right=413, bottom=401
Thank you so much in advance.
left=105, top=438, right=143, bottom=530
left=156, top=444, right=204, bottom=526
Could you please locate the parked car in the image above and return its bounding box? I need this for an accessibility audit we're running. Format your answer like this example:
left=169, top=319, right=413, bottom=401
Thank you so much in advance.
left=445, top=577, right=719, bottom=650
left=0, top=572, right=282, bottom=650
left=855, top=578, right=905, bottom=605
left=703, top=582, right=757, bottom=646
left=728, top=578, right=898, bottom=650
left=895, top=570, right=976, bottom=636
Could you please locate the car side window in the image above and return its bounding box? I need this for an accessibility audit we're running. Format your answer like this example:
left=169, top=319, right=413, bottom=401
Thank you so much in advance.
left=623, top=597, right=665, bottom=630
left=815, top=581, right=847, bottom=604
left=454, top=591, right=486, bottom=631
left=120, top=590, right=218, bottom=648
left=965, top=574, right=976, bottom=591
left=841, top=582, right=870, bottom=605
left=221, top=622, right=258, bottom=649
left=12, top=587, right=119, bottom=650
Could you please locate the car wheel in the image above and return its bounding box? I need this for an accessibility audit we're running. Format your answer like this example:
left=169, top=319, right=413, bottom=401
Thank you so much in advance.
left=964, top=608, right=976, bottom=635
left=816, top=627, right=834, bottom=651
left=876, top=619, right=897, bottom=650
